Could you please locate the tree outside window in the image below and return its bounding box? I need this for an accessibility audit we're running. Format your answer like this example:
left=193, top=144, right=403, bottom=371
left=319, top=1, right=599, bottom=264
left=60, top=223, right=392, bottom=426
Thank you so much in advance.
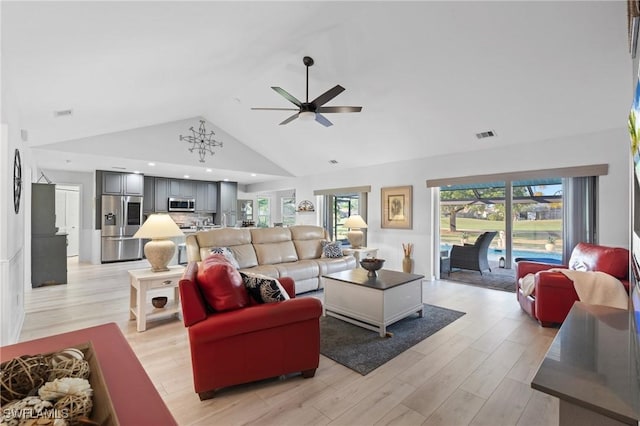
left=282, top=197, right=296, bottom=226
left=257, top=197, right=271, bottom=227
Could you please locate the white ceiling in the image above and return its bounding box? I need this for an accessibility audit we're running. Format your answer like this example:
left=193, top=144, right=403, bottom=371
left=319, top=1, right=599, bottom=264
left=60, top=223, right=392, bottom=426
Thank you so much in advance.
left=1, top=1, right=632, bottom=184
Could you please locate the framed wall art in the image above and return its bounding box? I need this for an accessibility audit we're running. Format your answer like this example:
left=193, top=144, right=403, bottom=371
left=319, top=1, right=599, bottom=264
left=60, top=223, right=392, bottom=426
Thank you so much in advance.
left=381, top=185, right=412, bottom=229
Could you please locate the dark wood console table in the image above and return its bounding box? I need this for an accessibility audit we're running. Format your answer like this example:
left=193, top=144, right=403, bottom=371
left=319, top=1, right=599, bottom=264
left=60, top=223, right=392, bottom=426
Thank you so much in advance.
left=1, top=323, right=177, bottom=425
left=532, top=302, right=639, bottom=426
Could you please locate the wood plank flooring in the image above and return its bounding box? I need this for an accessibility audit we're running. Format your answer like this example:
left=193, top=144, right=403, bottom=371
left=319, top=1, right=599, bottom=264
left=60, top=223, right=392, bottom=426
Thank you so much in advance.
left=20, top=258, right=560, bottom=425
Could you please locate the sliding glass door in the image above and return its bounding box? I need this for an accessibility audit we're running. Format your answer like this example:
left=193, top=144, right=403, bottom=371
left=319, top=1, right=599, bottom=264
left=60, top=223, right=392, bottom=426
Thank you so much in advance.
left=439, top=178, right=563, bottom=268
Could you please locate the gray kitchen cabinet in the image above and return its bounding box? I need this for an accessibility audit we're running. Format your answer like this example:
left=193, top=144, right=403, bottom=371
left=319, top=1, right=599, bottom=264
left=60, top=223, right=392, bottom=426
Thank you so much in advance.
left=206, top=182, right=217, bottom=212
left=32, top=183, right=57, bottom=235
left=32, top=235, right=67, bottom=287
left=169, top=179, right=195, bottom=199
left=180, top=180, right=195, bottom=198
left=169, top=179, right=181, bottom=197
left=155, top=178, right=168, bottom=212
left=102, top=172, right=123, bottom=195
left=195, top=182, right=218, bottom=212
left=195, top=182, right=207, bottom=212
left=124, top=173, right=144, bottom=196
left=31, top=183, right=67, bottom=287
left=101, top=171, right=143, bottom=196
left=143, top=176, right=155, bottom=212
left=215, top=181, right=237, bottom=225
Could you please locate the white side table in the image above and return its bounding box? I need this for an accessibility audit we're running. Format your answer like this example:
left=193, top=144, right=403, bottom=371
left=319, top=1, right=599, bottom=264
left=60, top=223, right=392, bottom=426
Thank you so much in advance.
left=342, top=247, right=379, bottom=267
left=129, top=265, right=185, bottom=332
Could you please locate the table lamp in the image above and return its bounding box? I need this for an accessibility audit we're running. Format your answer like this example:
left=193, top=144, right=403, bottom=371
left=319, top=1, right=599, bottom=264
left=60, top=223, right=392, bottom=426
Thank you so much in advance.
left=133, top=213, right=184, bottom=272
left=343, top=214, right=368, bottom=248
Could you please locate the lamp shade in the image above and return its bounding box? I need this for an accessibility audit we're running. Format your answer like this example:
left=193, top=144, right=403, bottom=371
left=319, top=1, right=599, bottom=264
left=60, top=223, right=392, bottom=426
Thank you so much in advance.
left=343, top=214, right=368, bottom=229
left=133, top=214, right=184, bottom=239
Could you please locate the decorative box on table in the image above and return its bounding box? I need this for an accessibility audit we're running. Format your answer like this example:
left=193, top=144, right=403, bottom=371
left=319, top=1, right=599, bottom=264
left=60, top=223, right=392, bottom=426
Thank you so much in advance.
left=0, top=341, right=119, bottom=426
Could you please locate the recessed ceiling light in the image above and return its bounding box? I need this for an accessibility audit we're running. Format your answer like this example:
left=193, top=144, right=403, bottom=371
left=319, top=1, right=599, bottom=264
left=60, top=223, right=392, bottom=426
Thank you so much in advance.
left=206, top=168, right=212, bottom=172
left=184, top=175, right=190, bottom=178
left=148, top=162, right=155, bottom=166
left=251, top=173, right=257, bottom=177
left=223, top=178, right=229, bottom=182
left=65, top=160, right=72, bottom=164
left=133, top=171, right=141, bottom=174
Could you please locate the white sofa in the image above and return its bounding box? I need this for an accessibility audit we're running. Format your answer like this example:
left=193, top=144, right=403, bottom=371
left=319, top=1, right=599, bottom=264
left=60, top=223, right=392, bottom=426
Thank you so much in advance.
left=185, top=225, right=356, bottom=293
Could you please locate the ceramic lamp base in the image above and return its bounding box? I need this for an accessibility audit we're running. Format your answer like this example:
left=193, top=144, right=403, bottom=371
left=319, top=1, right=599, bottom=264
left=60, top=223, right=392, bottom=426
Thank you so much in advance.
left=347, top=230, right=364, bottom=249
left=144, top=239, right=176, bottom=272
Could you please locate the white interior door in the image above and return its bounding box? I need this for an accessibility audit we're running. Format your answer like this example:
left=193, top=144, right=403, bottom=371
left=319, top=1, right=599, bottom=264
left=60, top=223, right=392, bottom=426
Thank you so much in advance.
left=55, top=186, right=80, bottom=257
left=65, top=190, right=80, bottom=256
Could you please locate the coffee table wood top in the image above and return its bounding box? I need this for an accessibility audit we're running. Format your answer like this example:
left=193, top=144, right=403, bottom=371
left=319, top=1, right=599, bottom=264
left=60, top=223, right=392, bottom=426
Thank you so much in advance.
left=323, top=268, right=424, bottom=290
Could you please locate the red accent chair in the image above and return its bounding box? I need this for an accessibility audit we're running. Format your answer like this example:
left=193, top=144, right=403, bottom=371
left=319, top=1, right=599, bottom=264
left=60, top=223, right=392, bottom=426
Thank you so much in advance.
left=516, top=242, right=629, bottom=327
left=179, top=261, right=323, bottom=399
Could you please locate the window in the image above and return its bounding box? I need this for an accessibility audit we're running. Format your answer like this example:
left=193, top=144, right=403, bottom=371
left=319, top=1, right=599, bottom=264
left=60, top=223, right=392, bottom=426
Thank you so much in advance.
left=281, top=197, right=296, bottom=226
left=257, top=197, right=270, bottom=228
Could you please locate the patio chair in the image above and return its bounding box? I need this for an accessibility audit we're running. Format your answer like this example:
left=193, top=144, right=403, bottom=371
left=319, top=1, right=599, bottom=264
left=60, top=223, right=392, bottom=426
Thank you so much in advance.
left=449, top=231, right=497, bottom=275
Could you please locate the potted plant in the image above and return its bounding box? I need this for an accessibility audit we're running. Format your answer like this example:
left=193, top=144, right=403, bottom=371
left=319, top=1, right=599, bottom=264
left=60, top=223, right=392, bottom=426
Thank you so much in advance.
left=461, top=232, right=469, bottom=245
left=545, top=235, right=556, bottom=252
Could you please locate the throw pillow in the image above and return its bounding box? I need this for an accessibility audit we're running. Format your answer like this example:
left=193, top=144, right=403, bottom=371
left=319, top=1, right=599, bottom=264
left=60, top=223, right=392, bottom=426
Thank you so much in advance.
left=321, top=240, right=343, bottom=258
left=209, top=246, right=240, bottom=269
left=240, top=272, right=290, bottom=304
left=197, top=255, right=250, bottom=311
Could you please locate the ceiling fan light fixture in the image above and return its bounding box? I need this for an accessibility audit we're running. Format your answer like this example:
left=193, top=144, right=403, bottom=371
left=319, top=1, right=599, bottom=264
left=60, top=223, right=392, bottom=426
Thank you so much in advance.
left=298, top=111, right=316, bottom=121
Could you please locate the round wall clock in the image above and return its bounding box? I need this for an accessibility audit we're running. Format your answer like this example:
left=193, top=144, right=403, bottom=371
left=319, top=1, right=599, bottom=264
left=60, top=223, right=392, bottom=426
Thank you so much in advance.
left=13, top=148, right=22, bottom=214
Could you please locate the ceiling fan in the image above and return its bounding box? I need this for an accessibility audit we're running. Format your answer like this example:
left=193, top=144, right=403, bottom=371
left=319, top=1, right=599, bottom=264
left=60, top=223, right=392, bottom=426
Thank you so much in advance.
left=251, top=56, right=362, bottom=127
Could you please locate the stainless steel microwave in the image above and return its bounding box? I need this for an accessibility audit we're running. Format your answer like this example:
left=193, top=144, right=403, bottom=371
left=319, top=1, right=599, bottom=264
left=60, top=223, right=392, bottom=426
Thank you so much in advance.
left=168, top=197, right=195, bottom=212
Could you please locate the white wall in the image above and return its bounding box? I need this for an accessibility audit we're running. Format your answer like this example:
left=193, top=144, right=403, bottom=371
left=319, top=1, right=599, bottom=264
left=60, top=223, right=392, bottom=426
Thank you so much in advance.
left=247, top=128, right=630, bottom=278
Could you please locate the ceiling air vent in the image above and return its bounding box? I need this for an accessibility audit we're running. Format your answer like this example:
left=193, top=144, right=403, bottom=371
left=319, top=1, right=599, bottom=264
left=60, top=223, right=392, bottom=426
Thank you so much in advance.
left=54, top=109, right=73, bottom=118
left=475, top=130, right=496, bottom=140
left=112, top=166, right=126, bottom=170
left=329, top=159, right=339, bottom=164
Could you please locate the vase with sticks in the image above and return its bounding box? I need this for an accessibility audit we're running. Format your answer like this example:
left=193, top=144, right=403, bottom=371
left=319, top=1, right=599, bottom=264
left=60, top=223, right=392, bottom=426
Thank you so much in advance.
left=402, top=243, right=414, bottom=273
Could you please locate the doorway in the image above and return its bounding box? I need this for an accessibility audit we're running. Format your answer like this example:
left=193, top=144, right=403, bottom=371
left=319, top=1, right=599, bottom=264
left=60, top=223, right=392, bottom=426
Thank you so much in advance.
left=55, top=184, right=80, bottom=257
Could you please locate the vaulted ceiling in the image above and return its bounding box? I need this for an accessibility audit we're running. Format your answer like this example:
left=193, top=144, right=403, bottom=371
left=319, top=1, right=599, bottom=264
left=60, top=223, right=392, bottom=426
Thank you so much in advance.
left=1, top=1, right=632, bottom=184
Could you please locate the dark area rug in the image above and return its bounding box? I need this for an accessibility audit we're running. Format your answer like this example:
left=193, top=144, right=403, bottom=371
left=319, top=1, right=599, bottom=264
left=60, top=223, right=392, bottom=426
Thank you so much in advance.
left=320, top=304, right=465, bottom=375
left=443, top=260, right=516, bottom=292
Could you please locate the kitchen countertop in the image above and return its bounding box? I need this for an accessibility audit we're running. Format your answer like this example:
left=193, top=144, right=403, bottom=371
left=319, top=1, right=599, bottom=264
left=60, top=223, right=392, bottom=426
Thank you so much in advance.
left=531, top=302, right=639, bottom=424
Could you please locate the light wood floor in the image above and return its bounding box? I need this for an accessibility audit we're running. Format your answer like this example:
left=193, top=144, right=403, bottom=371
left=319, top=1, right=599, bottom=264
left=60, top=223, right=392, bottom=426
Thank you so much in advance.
left=20, top=258, right=559, bottom=426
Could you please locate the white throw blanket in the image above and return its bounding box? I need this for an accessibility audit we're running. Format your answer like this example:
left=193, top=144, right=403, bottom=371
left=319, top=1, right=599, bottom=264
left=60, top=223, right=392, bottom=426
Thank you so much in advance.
left=519, top=269, right=628, bottom=310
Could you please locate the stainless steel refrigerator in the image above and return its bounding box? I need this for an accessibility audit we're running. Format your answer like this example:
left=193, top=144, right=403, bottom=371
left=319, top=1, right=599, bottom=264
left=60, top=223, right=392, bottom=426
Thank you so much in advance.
left=101, top=195, right=143, bottom=262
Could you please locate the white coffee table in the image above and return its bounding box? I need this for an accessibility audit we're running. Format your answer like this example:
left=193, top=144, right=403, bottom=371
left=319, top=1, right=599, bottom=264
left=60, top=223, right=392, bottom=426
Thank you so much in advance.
left=322, top=269, right=424, bottom=337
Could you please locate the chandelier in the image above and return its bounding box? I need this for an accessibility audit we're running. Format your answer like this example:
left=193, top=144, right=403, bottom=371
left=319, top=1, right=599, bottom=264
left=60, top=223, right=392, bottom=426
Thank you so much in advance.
left=180, top=120, right=223, bottom=162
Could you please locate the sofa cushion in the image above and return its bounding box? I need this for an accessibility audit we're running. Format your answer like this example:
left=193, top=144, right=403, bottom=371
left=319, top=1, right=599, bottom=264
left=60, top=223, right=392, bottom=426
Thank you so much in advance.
left=194, top=228, right=259, bottom=268
left=274, top=260, right=320, bottom=281
left=254, top=241, right=299, bottom=265
left=209, top=247, right=240, bottom=269
left=290, top=225, right=327, bottom=259
left=197, top=255, right=250, bottom=311
left=240, top=271, right=290, bottom=303
left=321, top=241, right=343, bottom=258
left=315, top=255, right=358, bottom=275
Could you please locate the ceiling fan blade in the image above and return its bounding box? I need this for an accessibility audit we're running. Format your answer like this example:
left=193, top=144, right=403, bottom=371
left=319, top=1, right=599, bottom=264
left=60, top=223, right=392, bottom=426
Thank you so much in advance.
left=272, top=87, right=302, bottom=107
left=317, top=106, right=362, bottom=113
left=279, top=113, right=299, bottom=125
left=251, top=107, right=299, bottom=111
left=311, top=85, right=345, bottom=107
left=315, top=113, right=333, bottom=127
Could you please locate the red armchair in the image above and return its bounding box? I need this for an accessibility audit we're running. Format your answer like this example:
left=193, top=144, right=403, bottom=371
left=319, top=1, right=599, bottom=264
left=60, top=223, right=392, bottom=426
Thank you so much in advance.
left=179, top=261, right=323, bottom=399
left=516, top=242, right=629, bottom=327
